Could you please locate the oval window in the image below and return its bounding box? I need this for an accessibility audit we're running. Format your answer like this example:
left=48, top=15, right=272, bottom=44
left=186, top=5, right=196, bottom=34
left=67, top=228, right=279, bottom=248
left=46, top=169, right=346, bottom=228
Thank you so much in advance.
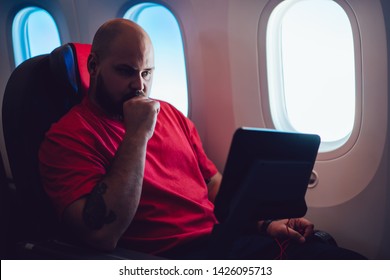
left=267, top=0, right=355, bottom=152
left=12, top=7, right=61, bottom=67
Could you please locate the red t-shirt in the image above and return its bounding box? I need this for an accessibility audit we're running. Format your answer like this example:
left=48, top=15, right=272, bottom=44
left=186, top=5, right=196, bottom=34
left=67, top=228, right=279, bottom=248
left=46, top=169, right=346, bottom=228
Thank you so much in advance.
left=39, top=97, right=218, bottom=254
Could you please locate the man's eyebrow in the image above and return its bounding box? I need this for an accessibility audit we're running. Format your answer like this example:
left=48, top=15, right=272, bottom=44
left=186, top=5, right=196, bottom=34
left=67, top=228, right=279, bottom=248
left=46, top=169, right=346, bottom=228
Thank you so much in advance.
left=116, top=64, right=136, bottom=70
left=116, top=64, right=155, bottom=71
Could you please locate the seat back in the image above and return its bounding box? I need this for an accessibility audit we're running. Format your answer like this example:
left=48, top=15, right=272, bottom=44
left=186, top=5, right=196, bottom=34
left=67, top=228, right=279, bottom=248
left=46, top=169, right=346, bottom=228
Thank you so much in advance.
left=2, top=43, right=91, bottom=243
left=0, top=153, right=11, bottom=258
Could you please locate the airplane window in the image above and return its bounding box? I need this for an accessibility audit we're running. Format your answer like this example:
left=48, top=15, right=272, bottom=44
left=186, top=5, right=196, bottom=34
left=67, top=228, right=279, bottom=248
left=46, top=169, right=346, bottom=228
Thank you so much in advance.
left=124, top=3, right=189, bottom=116
left=266, top=0, right=355, bottom=152
left=12, top=7, right=61, bottom=67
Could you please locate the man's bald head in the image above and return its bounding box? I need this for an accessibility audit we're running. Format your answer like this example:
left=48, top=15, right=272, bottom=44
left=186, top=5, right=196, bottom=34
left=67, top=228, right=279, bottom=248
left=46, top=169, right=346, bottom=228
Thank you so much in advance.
left=91, top=19, right=152, bottom=60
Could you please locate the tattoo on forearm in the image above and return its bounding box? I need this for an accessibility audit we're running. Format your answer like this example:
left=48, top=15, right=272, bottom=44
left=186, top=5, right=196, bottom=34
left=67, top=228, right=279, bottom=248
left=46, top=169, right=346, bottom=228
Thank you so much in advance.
left=83, top=182, right=116, bottom=230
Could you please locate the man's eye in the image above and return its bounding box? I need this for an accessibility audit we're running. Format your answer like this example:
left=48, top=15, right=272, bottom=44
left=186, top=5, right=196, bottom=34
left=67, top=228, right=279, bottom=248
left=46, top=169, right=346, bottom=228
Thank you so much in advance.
left=141, top=70, right=152, bottom=80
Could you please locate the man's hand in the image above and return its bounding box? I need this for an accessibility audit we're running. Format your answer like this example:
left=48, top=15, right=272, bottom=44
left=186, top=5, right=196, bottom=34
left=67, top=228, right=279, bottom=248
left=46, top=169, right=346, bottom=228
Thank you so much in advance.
left=259, top=218, right=314, bottom=243
left=123, top=97, right=160, bottom=140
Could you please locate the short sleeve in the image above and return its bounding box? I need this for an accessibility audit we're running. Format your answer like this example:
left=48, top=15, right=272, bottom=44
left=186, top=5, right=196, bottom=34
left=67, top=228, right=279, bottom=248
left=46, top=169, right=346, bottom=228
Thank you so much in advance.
left=39, top=114, right=109, bottom=217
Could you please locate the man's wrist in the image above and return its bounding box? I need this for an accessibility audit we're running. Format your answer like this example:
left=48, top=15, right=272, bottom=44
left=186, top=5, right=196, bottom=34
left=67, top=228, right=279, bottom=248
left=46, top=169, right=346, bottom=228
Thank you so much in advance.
left=259, top=219, right=274, bottom=235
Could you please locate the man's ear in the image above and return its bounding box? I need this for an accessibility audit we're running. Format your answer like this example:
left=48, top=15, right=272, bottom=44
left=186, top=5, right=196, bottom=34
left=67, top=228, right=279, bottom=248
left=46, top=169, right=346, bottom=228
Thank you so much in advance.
left=87, top=53, right=98, bottom=76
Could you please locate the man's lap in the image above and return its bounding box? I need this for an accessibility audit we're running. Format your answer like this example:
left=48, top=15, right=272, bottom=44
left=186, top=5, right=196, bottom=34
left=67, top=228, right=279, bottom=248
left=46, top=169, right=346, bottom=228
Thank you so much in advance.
left=158, top=234, right=366, bottom=260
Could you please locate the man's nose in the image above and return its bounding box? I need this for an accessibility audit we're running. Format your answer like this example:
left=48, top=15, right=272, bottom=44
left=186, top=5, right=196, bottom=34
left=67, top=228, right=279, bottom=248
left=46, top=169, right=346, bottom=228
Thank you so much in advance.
left=130, top=73, right=144, bottom=91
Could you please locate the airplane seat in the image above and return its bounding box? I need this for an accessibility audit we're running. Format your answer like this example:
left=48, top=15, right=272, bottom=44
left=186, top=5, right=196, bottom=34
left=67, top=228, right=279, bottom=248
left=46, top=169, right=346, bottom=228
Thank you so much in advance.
left=2, top=43, right=160, bottom=259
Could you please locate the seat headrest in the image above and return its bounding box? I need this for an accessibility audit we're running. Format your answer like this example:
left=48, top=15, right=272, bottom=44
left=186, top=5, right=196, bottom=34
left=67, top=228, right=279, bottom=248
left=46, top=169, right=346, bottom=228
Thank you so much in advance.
left=71, top=43, right=91, bottom=96
left=49, top=42, right=91, bottom=97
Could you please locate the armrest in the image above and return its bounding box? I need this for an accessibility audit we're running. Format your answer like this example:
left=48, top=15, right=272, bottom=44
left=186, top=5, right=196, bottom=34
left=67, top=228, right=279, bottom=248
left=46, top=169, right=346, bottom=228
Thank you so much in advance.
left=13, top=231, right=336, bottom=259
left=15, top=239, right=164, bottom=260
left=311, top=230, right=338, bottom=246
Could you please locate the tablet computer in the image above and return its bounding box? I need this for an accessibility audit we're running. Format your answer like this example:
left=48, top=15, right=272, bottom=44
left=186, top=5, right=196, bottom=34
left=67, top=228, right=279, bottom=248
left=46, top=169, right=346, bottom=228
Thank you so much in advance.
left=213, top=127, right=321, bottom=226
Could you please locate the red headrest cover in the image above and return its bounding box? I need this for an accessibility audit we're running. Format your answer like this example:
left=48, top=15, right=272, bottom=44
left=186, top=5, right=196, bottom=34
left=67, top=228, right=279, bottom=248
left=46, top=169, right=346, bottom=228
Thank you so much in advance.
left=71, top=43, right=91, bottom=96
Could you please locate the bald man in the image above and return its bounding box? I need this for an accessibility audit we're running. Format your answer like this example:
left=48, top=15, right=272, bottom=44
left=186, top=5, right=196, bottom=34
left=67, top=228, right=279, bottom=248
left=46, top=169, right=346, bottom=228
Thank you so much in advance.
left=40, top=19, right=223, bottom=254
left=39, top=19, right=365, bottom=260
left=62, top=19, right=160, bottom=251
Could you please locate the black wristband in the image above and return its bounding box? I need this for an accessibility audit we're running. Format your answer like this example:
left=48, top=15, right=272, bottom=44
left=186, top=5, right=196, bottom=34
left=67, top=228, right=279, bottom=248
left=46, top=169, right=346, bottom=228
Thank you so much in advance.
left=260, top=219, right=273, bottom=235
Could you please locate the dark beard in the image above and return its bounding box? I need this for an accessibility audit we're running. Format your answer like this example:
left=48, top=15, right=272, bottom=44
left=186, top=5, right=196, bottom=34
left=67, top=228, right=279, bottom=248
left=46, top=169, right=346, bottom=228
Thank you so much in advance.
left=95, top=74, right=145, bottom=119
left=95, top=74, right=123, bottom=118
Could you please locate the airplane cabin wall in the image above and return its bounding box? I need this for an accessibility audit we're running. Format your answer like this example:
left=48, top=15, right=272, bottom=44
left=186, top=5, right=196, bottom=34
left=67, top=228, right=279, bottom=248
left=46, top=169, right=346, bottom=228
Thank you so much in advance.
left=0, top=0, right=389, bottom=259
left=381, top=0, right=390, bottom=259
left=221, top=0, right=389, bottom=259
left=305, top=0, right=389, bottom=259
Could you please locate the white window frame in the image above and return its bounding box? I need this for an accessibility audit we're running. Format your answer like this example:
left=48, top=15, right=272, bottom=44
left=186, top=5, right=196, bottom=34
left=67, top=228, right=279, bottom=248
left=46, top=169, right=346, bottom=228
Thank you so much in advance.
left=262, top=0, right=362, bottom=156
left=12, top=6, right=61, bottom=67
